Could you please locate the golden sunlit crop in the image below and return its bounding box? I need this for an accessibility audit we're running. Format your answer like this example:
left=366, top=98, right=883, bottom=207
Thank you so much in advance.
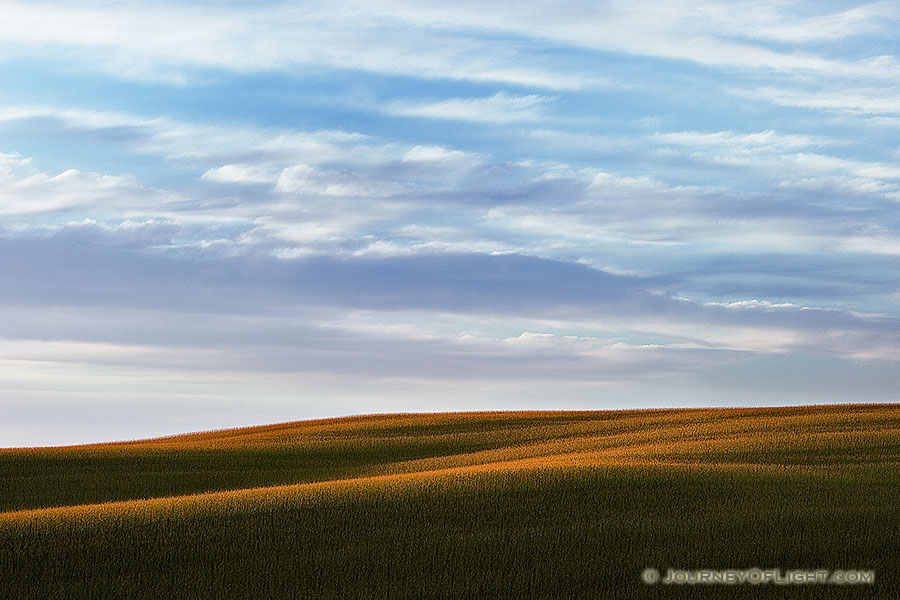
left=2, top=404, right=897, bottom=599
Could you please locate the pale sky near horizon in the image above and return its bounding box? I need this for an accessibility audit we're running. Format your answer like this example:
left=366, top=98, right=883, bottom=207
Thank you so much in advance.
left=2, top=0, right=900, bottom=446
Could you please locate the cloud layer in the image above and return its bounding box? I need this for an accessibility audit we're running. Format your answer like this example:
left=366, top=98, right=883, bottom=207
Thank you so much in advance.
left=1, top=0, right=899, bottom=444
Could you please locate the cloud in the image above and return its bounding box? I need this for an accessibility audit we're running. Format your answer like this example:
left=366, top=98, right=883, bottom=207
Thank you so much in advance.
left=385, top=92, right=553, bottom=123
left=401, top=145, right=483, bottom=168
left=0, top=1, right=594, bottom=89
left=0, top=110, right=497, bottom=252
left=0, top=104, right=378, bottom=170
left=739, top=85, right=900, bottom=116
left=3, top=222, right=898, bottom=362
left=200, top=164, right=279, bottom=185
left=838, top=235, right=900, bottom=256
left=1, top=211, right=898, bottom=447
left=275, top=164, right=406, bottom=198
left=653, top=130, right=837, bottom=152
left=0, top=152, right=163, bottom=216
left=2, top=0, right=893, bottom=97
left=3, top=0, right=900, bottom=446
left=4, top=113, right=897, bottom=325
left=731, top=1, right=897, bottom=43
left=1, top=226, right=643, bottom=314
left=357, top=0, right=899, bottom=78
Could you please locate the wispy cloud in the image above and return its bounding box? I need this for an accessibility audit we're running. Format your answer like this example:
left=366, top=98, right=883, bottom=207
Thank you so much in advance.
left=385, top=92, right=554, bottom=123
left=652, top=130, right=837, bottom=152
left=731, top=1, right=897, bottom=43
left=3, top=0, right=894, bottom=90
left=742, top=85, right=900, bottom=116
left=356, top=0, right=899, bottom=78
left=0, top=1, right=594, bottom=89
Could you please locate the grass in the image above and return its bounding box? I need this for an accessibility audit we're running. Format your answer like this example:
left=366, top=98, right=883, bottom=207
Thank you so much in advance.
left=1, top=404, right=898, bottom=598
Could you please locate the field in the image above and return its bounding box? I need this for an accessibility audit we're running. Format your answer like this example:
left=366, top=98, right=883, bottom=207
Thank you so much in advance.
left=1, top=404, right=898, bottom=599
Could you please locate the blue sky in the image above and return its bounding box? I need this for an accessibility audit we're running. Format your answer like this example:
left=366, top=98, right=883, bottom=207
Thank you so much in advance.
left=2, top=0, right=900, bottom=446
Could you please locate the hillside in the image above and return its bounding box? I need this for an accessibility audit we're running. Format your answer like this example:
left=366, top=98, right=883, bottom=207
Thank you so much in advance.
left=1, top=405, right=898, bottom=598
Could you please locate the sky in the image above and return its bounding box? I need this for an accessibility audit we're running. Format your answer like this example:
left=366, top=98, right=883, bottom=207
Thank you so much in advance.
left=2, top=0, right=900, bottom=446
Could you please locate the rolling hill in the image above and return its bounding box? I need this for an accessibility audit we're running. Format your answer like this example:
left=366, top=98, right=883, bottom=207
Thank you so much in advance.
left=1, top=405, right=897, bottom=598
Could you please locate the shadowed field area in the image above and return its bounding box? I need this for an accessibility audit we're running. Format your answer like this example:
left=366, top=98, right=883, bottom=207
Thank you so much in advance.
left=1, top=405, right=898, bottom=598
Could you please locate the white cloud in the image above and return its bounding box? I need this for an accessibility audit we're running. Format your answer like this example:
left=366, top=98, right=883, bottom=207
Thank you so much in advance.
left=352, top=0, right=898, bottom=78
left=791, top=153, right=900, bottom=180
left=0, top=106, right=496, bottom=253
left=705, top=299, right=799, bottom=310
left=275, top=164, right=404, bottom=197
left=688, top=1, right=897, bottom=44
left=653, top=130, right=836, bottom=152
left=772, top=154, right=900, bottom=200
left=5, top=0, right=889, bottom=91
left=838, top=235, right=900, bottom=256
left=0, top=103, right=378, bottom=168
left=350, top=232, right=507, bottom=258
left=0, top=153, right=160, bottom=216
left=642, top=129, right=900, bottom=201
left=200, top=164, right=279, bottom=185
left=401, top=144, right=482, bottom=167
left=743, top=85, right=900, bottom=116
left=386, top=92, right=553, bottom=123
left=0, top=1, right=593, bottom=89
left=0, top=151, right=31, bottom=174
